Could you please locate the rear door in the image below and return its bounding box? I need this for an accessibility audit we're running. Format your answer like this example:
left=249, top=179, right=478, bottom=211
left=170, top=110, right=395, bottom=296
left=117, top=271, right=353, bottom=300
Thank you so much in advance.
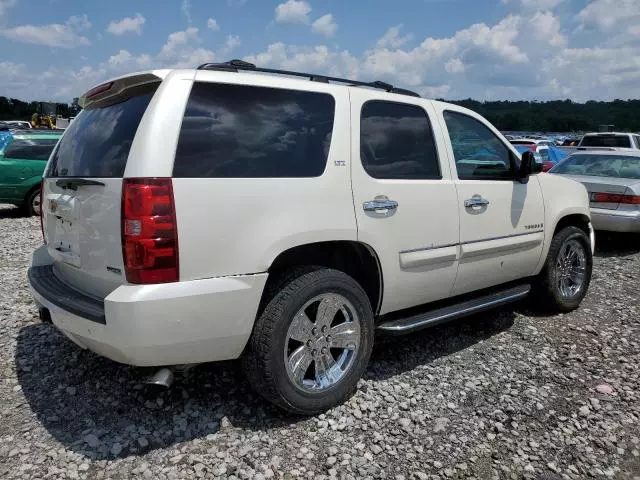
left=436, top=105, right=545, bottom=296
left=350, top=90, right=460, bottom=314
left=42, top=71, right=186, bottom=298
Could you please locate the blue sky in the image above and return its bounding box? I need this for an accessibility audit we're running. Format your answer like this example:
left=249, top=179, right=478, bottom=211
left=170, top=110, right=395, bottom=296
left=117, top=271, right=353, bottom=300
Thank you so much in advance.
left=0, top=0, right=638, bottom=102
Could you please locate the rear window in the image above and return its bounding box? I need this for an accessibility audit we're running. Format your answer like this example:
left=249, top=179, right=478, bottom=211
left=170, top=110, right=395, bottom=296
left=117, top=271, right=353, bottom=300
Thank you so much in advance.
left=580, top=135, right=631, bottom=148
left=550, top=154, right=640, bottom=179
left=46, top=83, right=158, bottom=178
left=3, top=138, right=59, bottom=160
left=173, top=82, right=335, bottom=178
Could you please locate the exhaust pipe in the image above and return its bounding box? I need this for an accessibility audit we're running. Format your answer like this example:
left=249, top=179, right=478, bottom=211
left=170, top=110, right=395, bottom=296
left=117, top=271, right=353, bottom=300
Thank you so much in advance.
left=144, top=368, right=174, bottom=388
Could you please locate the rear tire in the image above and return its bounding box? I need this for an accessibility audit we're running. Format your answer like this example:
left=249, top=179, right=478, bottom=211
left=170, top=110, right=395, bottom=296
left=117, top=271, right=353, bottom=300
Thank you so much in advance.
left=534, top=226, right=592, bottom=312
left=243, top=267, right=374, bottom=414
left=22, top=187, right=41, bottom=217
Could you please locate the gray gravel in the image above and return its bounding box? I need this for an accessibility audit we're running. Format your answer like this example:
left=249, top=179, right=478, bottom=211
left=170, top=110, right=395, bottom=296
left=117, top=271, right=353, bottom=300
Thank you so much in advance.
left=1, top=203, right=639, bottom=480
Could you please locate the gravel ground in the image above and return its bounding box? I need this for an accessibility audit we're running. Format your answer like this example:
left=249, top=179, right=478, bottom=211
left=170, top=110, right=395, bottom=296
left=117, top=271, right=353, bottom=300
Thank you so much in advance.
left=1, top=203, right=639, bottom=480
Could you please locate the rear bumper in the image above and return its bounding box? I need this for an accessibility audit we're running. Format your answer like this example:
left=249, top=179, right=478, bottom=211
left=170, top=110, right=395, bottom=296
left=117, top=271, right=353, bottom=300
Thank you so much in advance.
left=591, top=208, right=640, bottom=233
left=29, top=247, right=268, bottom=367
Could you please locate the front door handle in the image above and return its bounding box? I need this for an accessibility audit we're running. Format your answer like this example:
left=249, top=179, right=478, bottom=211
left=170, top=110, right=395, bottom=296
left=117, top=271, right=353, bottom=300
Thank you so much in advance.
left=363, top=197, right=398, bottom=213
left=464, top=195, right=490, bottom=208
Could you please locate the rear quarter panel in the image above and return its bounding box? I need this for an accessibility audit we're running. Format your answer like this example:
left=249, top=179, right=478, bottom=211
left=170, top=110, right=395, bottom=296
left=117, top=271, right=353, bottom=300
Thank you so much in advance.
left=170, top=73, right=357, bottom=280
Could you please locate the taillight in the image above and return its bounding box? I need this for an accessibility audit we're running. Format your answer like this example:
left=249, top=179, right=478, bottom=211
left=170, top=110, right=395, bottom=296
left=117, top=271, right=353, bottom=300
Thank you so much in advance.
left=542, top=161, right=554, bottom=172
left=39, top=179, right=45, bottom=244
left=122, top=178, right=179, bottom=284
left=591, top=192, right=640, bottom=204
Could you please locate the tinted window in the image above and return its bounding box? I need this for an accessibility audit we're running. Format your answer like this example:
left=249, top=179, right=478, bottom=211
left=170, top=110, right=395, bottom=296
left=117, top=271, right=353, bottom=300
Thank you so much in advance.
left=550, top=154, right=640, bottom=179
left=634, top=135, right=640, bottom=149
left=580, top=135, right=631, bottom=148
left=173, top=82, right=335, bottom=178
left=47, top=83, right=158, bottom=178
left=443, top=111, right=513, bottom=180
left=360, top=101, right=440, bottom=180
left=3, top=138, right=59, bottom=160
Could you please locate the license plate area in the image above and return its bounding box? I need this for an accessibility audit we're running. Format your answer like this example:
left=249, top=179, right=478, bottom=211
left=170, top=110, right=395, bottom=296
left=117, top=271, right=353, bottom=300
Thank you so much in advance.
left=47, top=195, right=82, bottom=268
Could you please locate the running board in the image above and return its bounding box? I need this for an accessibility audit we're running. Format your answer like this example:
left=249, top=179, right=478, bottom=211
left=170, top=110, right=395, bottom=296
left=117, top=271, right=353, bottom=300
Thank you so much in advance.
left=376, top=284, right=530, bottom=335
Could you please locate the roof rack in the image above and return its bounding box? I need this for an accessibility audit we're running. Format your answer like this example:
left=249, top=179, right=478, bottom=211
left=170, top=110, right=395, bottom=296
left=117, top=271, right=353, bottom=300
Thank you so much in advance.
left=197, top=59, right=421, bottom=98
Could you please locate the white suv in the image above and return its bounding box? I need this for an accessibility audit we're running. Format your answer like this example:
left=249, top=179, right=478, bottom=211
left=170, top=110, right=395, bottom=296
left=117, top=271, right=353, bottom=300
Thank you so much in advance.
left=29, top=60, right=595, bottom=414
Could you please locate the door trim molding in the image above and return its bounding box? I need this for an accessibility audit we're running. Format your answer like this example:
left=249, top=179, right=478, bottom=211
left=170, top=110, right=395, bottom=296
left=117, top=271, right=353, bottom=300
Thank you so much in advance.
left=399, top=229, right=544, bottom=254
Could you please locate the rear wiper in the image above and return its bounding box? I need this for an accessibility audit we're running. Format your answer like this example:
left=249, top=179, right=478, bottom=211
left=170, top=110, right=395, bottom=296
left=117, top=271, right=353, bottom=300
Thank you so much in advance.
left=55, top=179, right=105, bottom=190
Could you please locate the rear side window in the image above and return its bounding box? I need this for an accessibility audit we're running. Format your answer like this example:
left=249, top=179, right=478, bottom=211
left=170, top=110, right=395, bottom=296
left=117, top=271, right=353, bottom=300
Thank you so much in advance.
left=173, top=82, right=335, bottom=178
left=3, top=138, right=59, bottom=160
left=580, top=135, right=631, bottom=148
left=634, top=135, right=640, bottom=148
left=46, top=83, right=158, bottom=178
left=360, top=101, right=440, bottom=180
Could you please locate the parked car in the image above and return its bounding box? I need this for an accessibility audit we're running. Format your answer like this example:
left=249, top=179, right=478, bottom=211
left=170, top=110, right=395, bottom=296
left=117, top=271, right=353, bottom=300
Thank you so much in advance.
left=0, top=131, right=62, bottom=215
left=29, top=61, right=594, bottom=414
left=549, top=151, right=640, bottom=232
left=4, top=120, right=32, bottom=129
left=578, top=132, right=640, bottom=150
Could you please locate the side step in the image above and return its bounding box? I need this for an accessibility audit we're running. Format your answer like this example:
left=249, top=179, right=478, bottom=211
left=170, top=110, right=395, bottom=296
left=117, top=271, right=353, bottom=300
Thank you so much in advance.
left=376, top=284, right=530, bottom=335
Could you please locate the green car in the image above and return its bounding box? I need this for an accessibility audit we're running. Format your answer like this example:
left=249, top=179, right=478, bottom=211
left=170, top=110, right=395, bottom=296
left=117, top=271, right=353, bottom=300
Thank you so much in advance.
left=0, top=131, right=62, bottom=215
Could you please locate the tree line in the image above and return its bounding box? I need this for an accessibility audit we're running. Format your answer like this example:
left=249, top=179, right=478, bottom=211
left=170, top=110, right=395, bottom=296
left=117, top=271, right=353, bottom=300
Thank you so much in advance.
left=1, top=95, right=639, bottom=132
left=0, top=97, right=81, bottom=120
left=444, top=99, right=640, bottom=132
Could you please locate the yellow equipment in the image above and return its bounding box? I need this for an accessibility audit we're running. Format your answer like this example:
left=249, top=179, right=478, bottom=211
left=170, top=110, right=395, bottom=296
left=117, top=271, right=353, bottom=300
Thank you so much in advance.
left=30, top=102, right=57, bottom=129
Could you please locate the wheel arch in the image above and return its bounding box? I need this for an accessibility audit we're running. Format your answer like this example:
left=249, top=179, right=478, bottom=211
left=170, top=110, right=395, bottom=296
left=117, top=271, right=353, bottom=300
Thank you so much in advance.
left=265, top=240, right=384, bottom=315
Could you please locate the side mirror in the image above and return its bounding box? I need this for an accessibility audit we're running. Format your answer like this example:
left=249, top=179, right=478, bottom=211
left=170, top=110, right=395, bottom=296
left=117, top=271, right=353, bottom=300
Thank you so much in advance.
left=517, top=151, right=538, bottom=183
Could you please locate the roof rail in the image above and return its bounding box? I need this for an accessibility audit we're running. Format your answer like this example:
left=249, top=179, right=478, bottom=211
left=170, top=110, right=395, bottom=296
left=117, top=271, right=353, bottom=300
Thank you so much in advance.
left=197, top=59, right=421, bottom=98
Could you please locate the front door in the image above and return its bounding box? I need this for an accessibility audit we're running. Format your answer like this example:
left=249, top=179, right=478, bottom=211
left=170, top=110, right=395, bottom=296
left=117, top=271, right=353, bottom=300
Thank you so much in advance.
left=350, top=90, right=460, bottom=314
left=436, top=106, right=545, bottom=296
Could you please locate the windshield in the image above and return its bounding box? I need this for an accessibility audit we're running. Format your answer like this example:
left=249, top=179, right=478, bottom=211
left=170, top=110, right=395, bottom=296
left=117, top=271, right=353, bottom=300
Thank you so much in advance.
left=46, top=83, right=158, bottom=178
left=550, top=154, right=640, bottom=179
left=580, top=135, right=631, bottom=148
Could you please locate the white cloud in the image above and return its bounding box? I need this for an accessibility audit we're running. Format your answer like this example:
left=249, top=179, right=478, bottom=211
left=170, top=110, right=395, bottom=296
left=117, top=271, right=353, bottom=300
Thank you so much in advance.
left=0, top=0, right=16, bottom=20
left=106, top=13, right=145, bottom=36
left=161, top=27, right=199, bottom=56
left=207, top=18, right=220, bottom=31
left=578, top=0, right=638, bottom=30
left=107, top=49, right=151, bottom=68
left=66, top=14, right=91, bottom=31
left=225, top=35, right=241, bottom=51
left=377, top=25, right=413, bottom=49
left=181, top=0, right=192, bottom=24
left=275, top=0, right=311, bottom=24
left=0, top=16, right=91, bottom=48
left=445, top=58, right=465, bottom=73
left=311, top=14, right=337, bottom=37
left=502, top=0, right=564, bottom=9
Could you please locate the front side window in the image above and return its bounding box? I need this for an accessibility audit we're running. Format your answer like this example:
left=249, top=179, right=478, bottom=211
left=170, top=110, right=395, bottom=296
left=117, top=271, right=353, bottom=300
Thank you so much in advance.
left=360, top=101, right=440, bottom=180
left=3, top=138, right=59, bottom=161
left=443, top=111, right=513, bottom=180
left=173, top=82, right=335, bottom=178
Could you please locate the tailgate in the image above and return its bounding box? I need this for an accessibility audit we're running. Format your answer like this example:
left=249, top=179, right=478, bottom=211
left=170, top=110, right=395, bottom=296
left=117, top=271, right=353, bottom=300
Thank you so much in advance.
left=42, top=178, right=124, bottom=297
left=42, top=75, right=161, bottom=298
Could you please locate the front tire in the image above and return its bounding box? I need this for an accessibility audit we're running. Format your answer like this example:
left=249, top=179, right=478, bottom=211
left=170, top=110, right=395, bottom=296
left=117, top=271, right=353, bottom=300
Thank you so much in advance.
left=534, top=226, right=593, bottom=312
left=243, top=267, right=374, bottom=414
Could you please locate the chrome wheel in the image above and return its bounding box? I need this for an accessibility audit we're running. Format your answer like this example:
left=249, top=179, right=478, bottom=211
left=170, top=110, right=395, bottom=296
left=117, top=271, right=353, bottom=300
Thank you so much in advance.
left=556, top=239, right=587, bottom=298
left=284, top=293, right=361, bottom=392
left=31, top=191, right=41, bottom=216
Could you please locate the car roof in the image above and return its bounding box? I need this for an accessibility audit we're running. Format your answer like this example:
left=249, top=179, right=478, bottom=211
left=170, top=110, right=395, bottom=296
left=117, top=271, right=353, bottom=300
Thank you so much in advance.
left=11, top=132, right=62, bottom=140
left=582, top=132, right=633, bottom=136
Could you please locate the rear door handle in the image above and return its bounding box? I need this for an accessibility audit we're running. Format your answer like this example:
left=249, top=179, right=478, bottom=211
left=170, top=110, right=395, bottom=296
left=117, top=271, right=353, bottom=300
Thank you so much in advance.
left=363, top=198, right=398, bottom=213
left=464, top=195, right=490, bottom=208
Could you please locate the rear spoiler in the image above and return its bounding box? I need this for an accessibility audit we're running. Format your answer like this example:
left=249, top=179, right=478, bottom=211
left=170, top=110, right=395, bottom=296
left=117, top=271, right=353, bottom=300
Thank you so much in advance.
left=79, top=70, right=169, bottom=108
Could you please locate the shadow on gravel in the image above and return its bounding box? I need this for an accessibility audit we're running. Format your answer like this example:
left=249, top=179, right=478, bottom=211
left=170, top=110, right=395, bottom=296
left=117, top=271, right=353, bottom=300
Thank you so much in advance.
left=16, top=309, right=514, bottom=460
left=0, top=205, right=24, bottom=219
left=594, top=231, right=640, bottom=258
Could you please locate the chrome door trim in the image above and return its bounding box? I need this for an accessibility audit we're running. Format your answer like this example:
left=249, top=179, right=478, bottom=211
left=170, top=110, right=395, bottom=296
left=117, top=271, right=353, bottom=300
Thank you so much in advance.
left=399, top=230, right=544, bottom=254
